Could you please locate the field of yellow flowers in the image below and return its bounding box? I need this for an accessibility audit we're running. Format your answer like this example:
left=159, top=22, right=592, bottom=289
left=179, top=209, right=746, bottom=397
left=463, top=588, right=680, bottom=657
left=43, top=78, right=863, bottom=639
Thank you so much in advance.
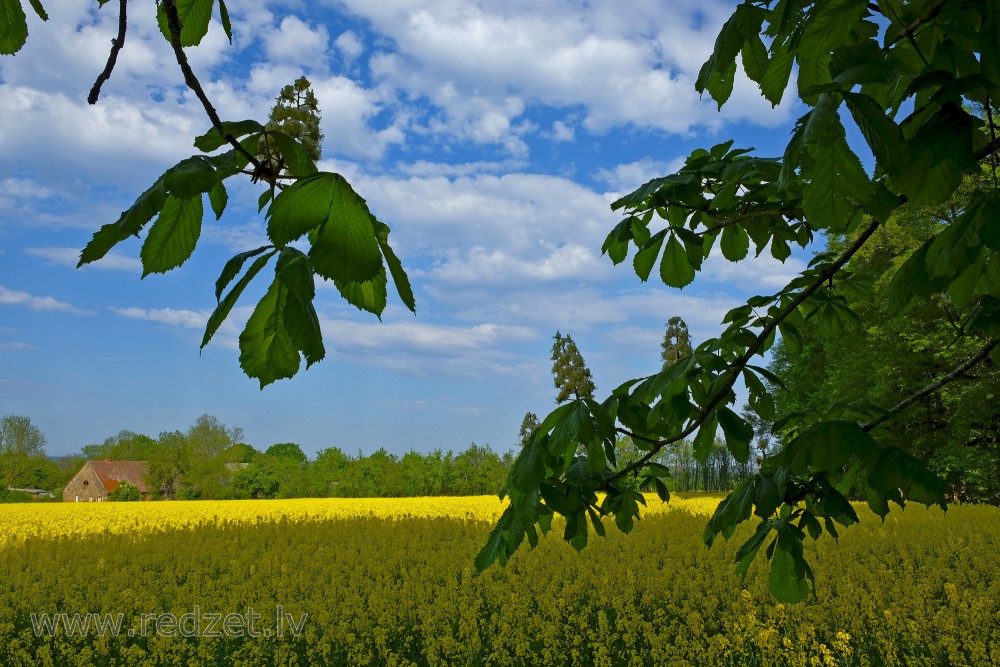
left=0, top=494, right=997, bottom=666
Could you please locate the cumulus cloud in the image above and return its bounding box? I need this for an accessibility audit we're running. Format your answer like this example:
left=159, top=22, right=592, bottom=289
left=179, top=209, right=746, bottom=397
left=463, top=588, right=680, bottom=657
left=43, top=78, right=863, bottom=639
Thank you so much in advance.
left=24, top=247, right=141, bottom=272
left=110, top=307, right=208, bottom=329
left=264, top=16, right=330, bottom=66
left=0, top=286, right=92, bottom=315
left=333, top=0, right=795, bottom=146
left=335, top=31, right=364, bottom=61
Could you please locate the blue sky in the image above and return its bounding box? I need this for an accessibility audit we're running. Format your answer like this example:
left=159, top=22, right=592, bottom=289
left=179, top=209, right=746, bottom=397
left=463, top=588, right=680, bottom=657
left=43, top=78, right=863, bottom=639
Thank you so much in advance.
left=0, top=0, right=805, bottom=458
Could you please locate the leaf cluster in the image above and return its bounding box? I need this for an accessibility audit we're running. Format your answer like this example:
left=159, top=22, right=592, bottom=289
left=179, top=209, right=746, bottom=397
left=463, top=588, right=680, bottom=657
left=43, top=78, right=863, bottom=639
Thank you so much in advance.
left=479, top=0, right=1000, bottom=603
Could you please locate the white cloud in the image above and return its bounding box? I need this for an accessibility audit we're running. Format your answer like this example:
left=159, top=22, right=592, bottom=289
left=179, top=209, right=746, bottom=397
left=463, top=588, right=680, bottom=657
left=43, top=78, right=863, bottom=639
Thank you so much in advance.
left=0, top=286, right=92, bottom=315
left=429, top=243, right=605, bottom=286
left=110, top=306, right=208, bottom=329
left=702, top=249, right=809, bottom=290
left=264, top=16, right=330, bottom=66
left=334, top=0, right=793, bottom=144
left=310, top=74, right=406, bottom=160
left=24, top=247, right=141, bottom=272
left=551, top=120, right=575, bottom=142
left=335, top=31, right=364, bottom=61
left=0, top=178, right=56, bottom=199
left=350, top=171, right=614, bottom=256
left=395, top=159, right=526, bottom=177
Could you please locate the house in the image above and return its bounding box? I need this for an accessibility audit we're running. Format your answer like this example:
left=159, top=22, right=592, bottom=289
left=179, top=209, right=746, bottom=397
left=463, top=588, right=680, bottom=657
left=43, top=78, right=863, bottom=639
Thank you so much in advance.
left=62, top=459, right=151, bottom=502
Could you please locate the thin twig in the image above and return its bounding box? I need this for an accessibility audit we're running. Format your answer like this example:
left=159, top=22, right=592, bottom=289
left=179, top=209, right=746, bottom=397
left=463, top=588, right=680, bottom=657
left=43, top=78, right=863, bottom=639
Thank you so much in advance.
left=88, top=0, right=128, bottom=105
left=604, top=217, right=884, bottom=486
left=863, top=339, right=998, bottom=432
left=161, top=0, right=261, bottom=170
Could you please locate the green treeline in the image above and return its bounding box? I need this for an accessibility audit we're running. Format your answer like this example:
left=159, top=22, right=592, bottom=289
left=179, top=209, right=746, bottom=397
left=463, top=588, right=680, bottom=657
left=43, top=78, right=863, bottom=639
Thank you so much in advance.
left=0, top=414, right=514, bottom=501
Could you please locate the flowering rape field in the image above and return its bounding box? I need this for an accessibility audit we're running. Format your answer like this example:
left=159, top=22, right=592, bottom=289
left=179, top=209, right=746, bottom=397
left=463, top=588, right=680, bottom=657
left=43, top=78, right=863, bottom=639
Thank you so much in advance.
left=1, top=495, right=998, bottom=666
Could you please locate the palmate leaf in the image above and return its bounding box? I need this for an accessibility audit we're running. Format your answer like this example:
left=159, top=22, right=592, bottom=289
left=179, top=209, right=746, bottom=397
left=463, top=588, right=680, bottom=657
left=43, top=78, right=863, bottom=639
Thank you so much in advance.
left=717, top=407, right=753, bottom=464
left=79, top=178, right=167, bottom=266
left=333, top=270, right=388, bottom=318
left=660, top=234, right=696, bottom=288
left=202, top=250, right=275, bottom=349
left=238, top=277, right=300, bottom=388
left=309, top=175, right=384, bottom=283
left=281, top=290, right=325, bottom=367
left=0, top=0, right=28, bottom=55
left=157, top=0, right=214, bottom=47
left=896, top=102, right=976, bottom=207
left=719, top=223, right=750, bottom=262
left=769, top=531, right=811, bottom=603
left=374, top=220, right=416, bottom=314
left=802, top=133, right=871, bottom=231
left=139, top=194, right=203, bottom=276
left=761, top=38, right=795, bottom=106
left=266, top=173, right=336, bottom=246
left=267, top=173, right=384, bottom=284
left=843, top=91, right=906, bottom=175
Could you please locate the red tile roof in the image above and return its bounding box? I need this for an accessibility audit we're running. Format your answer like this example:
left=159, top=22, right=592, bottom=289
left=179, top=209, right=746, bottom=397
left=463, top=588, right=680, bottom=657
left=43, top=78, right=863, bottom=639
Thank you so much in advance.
left=88, top=460, right=150, bottom=494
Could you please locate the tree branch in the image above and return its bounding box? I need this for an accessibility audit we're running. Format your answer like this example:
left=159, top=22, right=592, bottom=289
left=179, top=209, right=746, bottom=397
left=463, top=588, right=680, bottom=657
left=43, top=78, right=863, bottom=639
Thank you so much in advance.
left=886, top=0, right=952, bottom=47
left=161, top=0, right=261, bottom=170
left=604, top=217, right=884, bottom=486
left=863, top=339, right=998, bottom=432
left=701, top=207, right=803, bottom=236
left=88, top=0, right=127, bottom=105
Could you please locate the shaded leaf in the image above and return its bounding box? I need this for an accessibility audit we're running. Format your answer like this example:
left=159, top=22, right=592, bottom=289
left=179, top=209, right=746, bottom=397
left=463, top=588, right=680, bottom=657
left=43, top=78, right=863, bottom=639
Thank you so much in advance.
left=202, top=250, right=275, bottom=349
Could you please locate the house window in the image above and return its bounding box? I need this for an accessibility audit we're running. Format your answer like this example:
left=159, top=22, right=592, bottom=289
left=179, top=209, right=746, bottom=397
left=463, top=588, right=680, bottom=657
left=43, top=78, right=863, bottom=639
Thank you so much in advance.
left=83, top=480, right=89, bottom=486
left=75, top=495, right=79, bottom=502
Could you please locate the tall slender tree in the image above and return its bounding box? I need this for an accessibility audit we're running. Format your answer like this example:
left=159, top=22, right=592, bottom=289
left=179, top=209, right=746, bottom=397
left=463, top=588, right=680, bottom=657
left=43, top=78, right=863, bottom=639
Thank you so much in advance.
left=550, top=331, right=595, bottom=403
left=517, top=412, right=540, bottom=448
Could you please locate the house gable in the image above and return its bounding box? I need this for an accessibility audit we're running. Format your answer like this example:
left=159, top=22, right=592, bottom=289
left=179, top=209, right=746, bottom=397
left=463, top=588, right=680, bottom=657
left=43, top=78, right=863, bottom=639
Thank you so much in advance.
left=62, top=460, right=150, bottom=502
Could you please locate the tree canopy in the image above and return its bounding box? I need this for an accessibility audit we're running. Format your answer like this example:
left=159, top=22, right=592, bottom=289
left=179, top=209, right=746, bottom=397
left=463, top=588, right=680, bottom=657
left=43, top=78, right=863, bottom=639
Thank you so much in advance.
left=4, top=0, right=1000, bottom=602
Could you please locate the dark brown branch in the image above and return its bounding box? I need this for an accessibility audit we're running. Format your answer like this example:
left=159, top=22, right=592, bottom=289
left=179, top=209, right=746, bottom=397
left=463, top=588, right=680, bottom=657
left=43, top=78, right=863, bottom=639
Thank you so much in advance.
left=887, top=0, right=952, bottom=47
left=88, top=0, right=128, bottom=105
left=161, top=0, right=261, bottom=170
left=604, top=217, right=884, bottom=486
left=863, top=339, right=999, bottom=433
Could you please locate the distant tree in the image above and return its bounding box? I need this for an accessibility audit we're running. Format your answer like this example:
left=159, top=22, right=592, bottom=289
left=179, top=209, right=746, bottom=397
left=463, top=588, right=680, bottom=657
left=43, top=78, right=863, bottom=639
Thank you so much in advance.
left=313, top=447, right=350, bottom=497
left=550, top=331, right=595, bottom=403
left=225, top=443, right=259, bottom=464
left=266, top=442, right=308, bottom=464
left=0, top=415, right=47, bottom=490
left=181, top=415, right=245, bottom=498
left=108, top=481, right=141, bottom=502
left=82, top=430, right=157, bottom=461
left=517, top=412, right=540, bottom=448
left=661, top=316, right=693, bottom=370
left=146, top=430, right=189, bottom=499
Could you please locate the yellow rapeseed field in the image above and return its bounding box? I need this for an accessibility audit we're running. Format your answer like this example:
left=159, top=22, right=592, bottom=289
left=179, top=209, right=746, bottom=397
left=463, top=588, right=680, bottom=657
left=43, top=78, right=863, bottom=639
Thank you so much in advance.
left=0, top=494, right=997, bottom=667
left=0, top=493, right=719, bottom=548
